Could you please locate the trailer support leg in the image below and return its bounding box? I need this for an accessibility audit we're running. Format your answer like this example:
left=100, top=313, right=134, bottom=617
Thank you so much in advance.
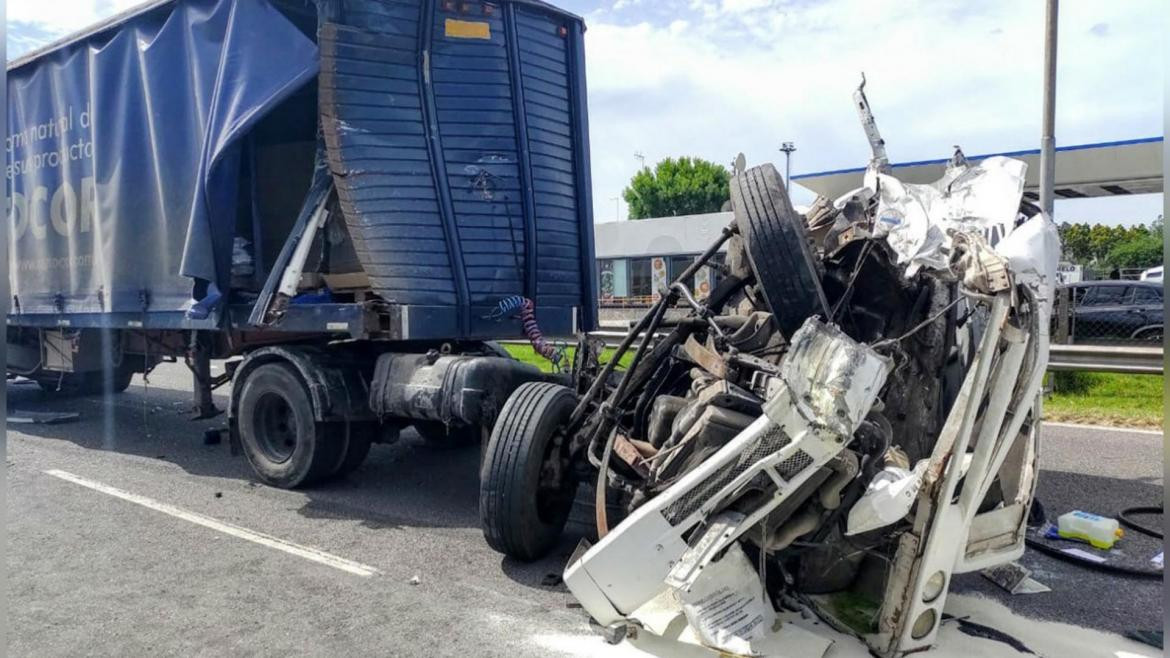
left=189, top=331, right=221, bottom=420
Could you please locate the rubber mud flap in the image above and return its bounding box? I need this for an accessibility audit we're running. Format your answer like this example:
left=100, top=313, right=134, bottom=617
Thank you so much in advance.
left=730, top=163, right=830, bottom=336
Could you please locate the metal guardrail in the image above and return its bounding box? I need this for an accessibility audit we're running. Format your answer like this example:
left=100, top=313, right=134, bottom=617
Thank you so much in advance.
left=1047, top=344, right=1163, bottom=375
left=506, top=324, right=1165, bottom=376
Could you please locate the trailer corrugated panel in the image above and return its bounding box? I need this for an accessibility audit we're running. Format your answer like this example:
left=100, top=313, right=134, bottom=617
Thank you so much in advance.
left=320, top=0, right=595, bottom=339
left=515, top=7, right=583, bottom=310
left=7, top=0, right=595, bottom=340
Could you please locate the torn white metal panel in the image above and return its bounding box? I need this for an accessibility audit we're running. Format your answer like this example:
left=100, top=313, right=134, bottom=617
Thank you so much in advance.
left=564, top=318, right=891, bottom=631
left=853, top=74, right=890, bottom=172
left=878, top=210, right=1060, bottom=655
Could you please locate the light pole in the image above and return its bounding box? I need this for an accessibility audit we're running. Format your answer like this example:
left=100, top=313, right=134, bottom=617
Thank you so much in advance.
left=634, top=151, right=646, bottom=170
left=779, top=141, right=796, bottom=189
left=1039, top=0, right=1058, bottom=218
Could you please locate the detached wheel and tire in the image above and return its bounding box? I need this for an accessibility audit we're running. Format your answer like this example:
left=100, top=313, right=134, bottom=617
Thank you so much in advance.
left=237, top=362, right=348, bottom=488
left=730, top=163, right=830, bottom=336
left=480, top=382, right=578, bottom=561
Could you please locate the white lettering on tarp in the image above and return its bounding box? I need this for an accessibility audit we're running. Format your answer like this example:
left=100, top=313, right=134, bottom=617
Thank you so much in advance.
left=8, top=177, right=96, bottom=241
left=8, top=192, right=28, bottom=240
left=7, top=102, right=98, bottom=246
left=29, top=186, right=48, bottom=240
left=50, top=182, right=78, bottom=237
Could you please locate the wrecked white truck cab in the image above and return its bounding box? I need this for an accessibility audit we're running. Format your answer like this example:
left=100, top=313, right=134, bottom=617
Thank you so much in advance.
left=565, top=166, right=1057, bottom=656
left=478, top=84, right=1060, bottom=656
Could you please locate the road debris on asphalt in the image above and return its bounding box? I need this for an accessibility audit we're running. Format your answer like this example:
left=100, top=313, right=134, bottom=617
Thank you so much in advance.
left=6, top=410, right=81, bottom=424
left=980, top=563, right=1050, bottom=595
left=559, top=82, right=1061, bottom=656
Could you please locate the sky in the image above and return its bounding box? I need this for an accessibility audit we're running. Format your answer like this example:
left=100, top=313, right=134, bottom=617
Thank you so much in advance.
left=8, top=0, right=1164, bottom=226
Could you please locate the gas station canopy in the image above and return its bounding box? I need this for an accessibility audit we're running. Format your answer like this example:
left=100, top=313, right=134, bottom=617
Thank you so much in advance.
left=792, top=136, right=1163, bottom=201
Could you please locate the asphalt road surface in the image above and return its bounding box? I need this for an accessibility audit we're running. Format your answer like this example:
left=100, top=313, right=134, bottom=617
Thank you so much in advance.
left=7, top=363, right=1164, bottom=656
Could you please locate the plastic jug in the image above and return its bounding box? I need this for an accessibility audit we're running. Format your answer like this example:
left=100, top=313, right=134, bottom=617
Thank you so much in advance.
left=1057, top=510, right=1123, bottom=549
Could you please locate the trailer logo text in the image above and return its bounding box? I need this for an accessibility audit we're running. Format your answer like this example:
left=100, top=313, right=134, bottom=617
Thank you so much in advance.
left=6, top=103, right=97, bottom=241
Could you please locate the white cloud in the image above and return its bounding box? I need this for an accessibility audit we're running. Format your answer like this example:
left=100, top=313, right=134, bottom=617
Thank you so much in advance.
left=7, top=0, right=1162, bottom=225
left=9, top=0, right=146, bottom=34
left=8, top=0, right=149, bottom=58
left=580, top=0, right=1164, bottom=222
left=720, top=0, right=773, bottom=14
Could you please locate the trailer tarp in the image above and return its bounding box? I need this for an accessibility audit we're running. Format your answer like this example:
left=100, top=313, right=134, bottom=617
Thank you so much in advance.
left=7, top=0, right=318, bottom=316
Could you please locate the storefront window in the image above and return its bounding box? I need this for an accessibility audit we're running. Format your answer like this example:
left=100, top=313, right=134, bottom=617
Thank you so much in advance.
left=629, top=259, right=652, bottom=297
left=598, top=259, right=629, bottom=299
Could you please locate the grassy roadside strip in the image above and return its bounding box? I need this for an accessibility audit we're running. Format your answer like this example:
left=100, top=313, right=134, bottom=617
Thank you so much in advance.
left=505, top=344, right=1163, bottom=430
left=501, top=343, right=632, bottom=373
left=1043, top=372, right=1163, bottom=430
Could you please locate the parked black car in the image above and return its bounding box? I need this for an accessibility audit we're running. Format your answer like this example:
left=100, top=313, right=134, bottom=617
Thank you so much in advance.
left=1058, top=280, right=1163, bottom=343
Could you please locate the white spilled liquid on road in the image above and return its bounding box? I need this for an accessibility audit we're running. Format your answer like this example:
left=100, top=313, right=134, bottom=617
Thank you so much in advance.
left=524, top=593, right=1159, bottom=658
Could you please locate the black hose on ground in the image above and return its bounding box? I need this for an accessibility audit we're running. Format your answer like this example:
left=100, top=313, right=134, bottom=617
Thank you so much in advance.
left=1024, top=499, right=1163, bottom=579
left=1023, top=537, right=1162, bottom=580
left=1119, top=505, right=1163, bottom=540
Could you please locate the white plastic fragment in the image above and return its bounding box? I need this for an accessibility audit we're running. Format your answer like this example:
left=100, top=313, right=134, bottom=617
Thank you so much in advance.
left=845, top=461, right=928, bottom=536
left=676, top=544, right=775, bottom=656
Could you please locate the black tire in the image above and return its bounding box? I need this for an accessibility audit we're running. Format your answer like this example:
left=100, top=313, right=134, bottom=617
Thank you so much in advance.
left=730, top=163, right=830, bottom=336
left=36, top=364, right=133, bottom=396
left=237, top=362, right=343, bottom=488
left=331, top=421, right=374, bottom=477
left=480, top=382, right=578, bottom=561
left=415, top=421, right=484, bottom=448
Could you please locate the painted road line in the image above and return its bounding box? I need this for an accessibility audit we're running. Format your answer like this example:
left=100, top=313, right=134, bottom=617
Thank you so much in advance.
left=1042, top=422, right=1163, bottom=436
left=44, top=469, right=380, bottom=577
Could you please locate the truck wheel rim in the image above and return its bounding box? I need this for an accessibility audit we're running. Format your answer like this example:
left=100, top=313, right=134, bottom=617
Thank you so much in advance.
left=254, top=392, right=298, bottom=464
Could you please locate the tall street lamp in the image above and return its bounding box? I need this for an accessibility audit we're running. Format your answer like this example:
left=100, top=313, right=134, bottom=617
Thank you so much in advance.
left=779, top=141, right=796, bottom=189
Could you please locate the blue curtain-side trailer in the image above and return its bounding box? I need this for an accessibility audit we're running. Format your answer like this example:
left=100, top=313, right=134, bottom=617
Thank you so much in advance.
left=6, top=0, right=596, bottom=487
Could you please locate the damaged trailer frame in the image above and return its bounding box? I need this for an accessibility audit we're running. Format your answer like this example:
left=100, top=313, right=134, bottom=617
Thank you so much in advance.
left=479, top=82, right=1060, bottom=656
left=6, top=0, right=598, bottom=487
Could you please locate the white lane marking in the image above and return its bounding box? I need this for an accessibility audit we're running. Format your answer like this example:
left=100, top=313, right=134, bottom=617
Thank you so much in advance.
left=44, top=469, right=379, bottom=577
left=1043, top=422, right=1163, bottom=436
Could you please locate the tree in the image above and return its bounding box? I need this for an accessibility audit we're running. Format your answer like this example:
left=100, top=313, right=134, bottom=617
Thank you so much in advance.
left=623, top=156, right=730, bottom=219
left=1087, top=223, right=1129, bottom=262
left=1106, top=232, right=1162, bottom=269
left=1059, top=222, right=1092, bottom=262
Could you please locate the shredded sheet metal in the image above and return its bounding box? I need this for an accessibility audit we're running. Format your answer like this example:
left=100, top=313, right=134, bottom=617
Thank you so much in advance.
left=778, top=318, right=891, bottom=437
left=863, top=156, right=1027, bottom=276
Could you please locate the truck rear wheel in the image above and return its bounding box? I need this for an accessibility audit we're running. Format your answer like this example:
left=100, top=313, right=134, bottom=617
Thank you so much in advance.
left=238, top=362, right=343, bottom=488
left=330, top=421, right=374, bottom=478
left=480, top=382, right=578, bottom=561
